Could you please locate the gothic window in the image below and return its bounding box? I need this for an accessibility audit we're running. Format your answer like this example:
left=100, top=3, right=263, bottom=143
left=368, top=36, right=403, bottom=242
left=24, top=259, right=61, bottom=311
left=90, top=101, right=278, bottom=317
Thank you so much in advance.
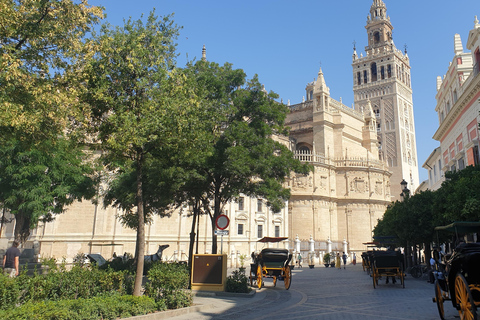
left=380, top=66, right=385, bottom=80
left=374, top=31, right=380, bottom=44
left=371, top=63, right=377, bottom=82
left=387, top=64, right=392, bottom=78
left=364, top=70, right=368, bottom=83
left=357, top=72, right=361, bottom=85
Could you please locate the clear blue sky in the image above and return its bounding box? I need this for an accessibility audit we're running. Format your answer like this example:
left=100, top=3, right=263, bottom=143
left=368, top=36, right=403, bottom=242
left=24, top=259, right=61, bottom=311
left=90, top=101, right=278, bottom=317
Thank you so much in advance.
left=89, top=0, right=479, bottom=182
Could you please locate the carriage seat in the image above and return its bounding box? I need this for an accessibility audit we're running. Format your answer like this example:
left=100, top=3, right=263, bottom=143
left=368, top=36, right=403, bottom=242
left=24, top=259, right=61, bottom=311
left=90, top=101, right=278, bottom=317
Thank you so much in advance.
left=259, top=248, right=289, bottom=263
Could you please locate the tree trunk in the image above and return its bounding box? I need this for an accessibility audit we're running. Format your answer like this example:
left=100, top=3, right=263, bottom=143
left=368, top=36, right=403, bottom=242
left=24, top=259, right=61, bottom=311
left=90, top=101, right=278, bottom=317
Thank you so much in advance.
left=188, top=201, right=198, bottom=287
left=14, top=210, right=31, bottom=245
left=211, top=187, right=221, bottom=254
left=133, top=157, right=145, bottom=297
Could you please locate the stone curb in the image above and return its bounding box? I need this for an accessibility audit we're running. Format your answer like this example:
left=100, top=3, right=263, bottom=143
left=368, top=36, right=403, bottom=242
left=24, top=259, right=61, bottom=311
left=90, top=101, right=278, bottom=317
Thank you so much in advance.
left=126, top=289, right=256, bottom=319
left=193, top=289, right=256, bottom=298
left=126, top=303, right=216, bottom=320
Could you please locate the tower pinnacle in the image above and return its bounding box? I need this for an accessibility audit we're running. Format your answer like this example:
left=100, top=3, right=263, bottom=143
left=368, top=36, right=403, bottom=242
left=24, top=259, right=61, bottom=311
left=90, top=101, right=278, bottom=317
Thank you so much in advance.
left=201, top=44, right=206, bottom=61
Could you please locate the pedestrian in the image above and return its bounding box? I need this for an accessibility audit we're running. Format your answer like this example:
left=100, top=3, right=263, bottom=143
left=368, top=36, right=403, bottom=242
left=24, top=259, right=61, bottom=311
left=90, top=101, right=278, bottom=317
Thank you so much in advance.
left=342, top=252, right=347, bottom=269
left=297, top=253, right=302, bottom=268
left=428, top=254, right=436, bottom=283
left=3, top=240, right=20, bottom=278
left=352, top=252, right=357, bottom=265
left=335, top=252, right=341, bottom=269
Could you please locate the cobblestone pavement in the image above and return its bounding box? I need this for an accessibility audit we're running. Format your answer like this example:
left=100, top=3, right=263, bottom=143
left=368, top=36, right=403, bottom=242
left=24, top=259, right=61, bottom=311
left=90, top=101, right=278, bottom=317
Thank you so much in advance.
left=170, top=264, right=462, bottom=320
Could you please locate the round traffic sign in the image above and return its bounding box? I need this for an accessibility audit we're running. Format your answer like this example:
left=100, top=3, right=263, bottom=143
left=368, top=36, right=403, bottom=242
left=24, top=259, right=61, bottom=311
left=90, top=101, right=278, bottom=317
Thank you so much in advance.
left=215, top=214, right=230, bottom=230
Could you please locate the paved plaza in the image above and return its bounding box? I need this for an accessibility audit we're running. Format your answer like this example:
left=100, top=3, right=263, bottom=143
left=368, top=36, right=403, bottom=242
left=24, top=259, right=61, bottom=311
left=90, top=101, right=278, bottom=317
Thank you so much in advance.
left=167, top=264, right=460, bottom=320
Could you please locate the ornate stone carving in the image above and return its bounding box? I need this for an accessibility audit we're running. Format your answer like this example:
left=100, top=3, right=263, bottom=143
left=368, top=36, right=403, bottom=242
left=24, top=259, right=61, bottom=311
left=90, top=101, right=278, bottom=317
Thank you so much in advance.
left=293, top=174, right=313, bottom=190
left=350, top=177, right=368, bottom=193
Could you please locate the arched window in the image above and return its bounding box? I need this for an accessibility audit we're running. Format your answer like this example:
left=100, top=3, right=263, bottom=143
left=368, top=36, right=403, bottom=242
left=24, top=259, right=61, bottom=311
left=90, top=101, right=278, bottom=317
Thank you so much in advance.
left=371, top=63, right=377, bottom=82
left=387, top=64, right=392, bottom=78
left=380, top=66, right=385, bottom=80
left=374, top=31, right=380, bottom=44
left=363, top=70, right=368, bottom=83
left=357, top=72, right=361, bottom=85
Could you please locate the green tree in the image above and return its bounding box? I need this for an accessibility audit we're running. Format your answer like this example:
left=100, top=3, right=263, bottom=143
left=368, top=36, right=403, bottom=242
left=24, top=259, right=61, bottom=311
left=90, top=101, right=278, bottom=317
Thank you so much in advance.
left=0, top=0, right=103, bottom=140
left=434, top=165, right=480, bottom=222
left=182, top=60, right=311, bottom=254
left=0, top=0, right=103, bottom=243
left=0, top=137, right=97, bottom=243
left=84, top=11, right=206, bottom=296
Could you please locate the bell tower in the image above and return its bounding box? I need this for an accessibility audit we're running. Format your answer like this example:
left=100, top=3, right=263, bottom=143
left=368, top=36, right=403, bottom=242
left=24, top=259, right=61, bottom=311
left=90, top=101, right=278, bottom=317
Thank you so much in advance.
left=352, top=0, right=419, bottom=201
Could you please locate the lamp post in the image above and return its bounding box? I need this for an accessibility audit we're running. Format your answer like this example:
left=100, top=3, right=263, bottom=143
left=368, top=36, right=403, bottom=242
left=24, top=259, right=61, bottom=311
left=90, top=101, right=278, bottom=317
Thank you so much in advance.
left=400, top=179, right=409, bottom=201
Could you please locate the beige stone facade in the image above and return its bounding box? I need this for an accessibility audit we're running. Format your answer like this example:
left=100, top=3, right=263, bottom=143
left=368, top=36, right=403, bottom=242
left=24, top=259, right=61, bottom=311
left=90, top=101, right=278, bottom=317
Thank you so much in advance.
left=286, top=67, right=391, bottom=255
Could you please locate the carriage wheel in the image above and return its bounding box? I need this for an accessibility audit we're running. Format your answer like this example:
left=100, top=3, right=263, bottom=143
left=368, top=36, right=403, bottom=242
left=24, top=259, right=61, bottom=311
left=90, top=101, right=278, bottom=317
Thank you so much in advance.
left=284, top=265, right=292, bottom=290
left=256, top=264, right=263, bottom=289
left=410, top=265, right=422, bottom=279
left=455, top=273, right=477, bottom=320
left=435, top=280, right=446, bottom=320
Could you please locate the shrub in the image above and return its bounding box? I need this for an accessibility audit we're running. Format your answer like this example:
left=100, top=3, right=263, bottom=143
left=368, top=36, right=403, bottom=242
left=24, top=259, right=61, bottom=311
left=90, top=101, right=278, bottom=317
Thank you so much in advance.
left=3, top=263, right=133, bottom=309
left=225, top=268, right=250, bottom=293
left=0, top=273, right=20, bottom=310
left=0, top=294, right=158, bottom=320
left=144, top=262, right=192, bottom=309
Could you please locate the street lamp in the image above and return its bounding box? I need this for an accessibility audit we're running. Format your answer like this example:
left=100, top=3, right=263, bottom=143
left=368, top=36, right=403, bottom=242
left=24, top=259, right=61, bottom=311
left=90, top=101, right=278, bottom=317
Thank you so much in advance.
left=400, top=179, right=409, bottom=201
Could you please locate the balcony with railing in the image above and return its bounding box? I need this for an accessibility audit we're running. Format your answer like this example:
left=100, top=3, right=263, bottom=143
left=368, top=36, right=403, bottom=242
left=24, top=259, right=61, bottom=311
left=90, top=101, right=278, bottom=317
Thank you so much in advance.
left=293, top=150, right=388, bottom=171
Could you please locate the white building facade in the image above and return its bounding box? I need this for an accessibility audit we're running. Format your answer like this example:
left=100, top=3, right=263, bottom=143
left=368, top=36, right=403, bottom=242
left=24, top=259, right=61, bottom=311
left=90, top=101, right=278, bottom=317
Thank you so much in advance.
left=423, top=17, right=480, bottom=190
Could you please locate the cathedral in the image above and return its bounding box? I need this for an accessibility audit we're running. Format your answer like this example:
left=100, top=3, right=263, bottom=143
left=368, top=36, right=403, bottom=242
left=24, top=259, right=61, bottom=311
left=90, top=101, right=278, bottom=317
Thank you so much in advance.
left=0, top=0, right=419, bottom=265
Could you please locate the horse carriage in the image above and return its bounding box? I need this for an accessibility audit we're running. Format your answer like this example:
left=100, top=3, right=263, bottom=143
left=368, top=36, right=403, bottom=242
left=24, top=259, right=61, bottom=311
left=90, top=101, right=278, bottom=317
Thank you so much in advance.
left=369, top=250, right=405, bottom=288
left=249, top=237, right=293, bottom=290
left=432, top=222, right=480, bottom=320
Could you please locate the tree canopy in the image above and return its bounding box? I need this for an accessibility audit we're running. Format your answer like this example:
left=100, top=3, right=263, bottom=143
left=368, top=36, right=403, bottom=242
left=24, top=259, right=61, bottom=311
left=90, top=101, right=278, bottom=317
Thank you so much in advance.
left=181, top=60, right=311, bottom=254
left=0, top=0, right=103, bottom=243
left=83, top=11, right=210, bottom=296
left=374, top=165, right=480, bottom=249
left=0, top=0, right=103, bottom=140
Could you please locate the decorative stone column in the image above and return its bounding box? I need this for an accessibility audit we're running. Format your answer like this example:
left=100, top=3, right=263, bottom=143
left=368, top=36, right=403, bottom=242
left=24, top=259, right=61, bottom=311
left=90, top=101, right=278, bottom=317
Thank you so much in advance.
left=309, top=235, right=315, bottom=266
left=295, top=234, right=301, bottom=253
left=343, top=238, right=348, bottom=256
left=327, top=237, right=332, bottom=254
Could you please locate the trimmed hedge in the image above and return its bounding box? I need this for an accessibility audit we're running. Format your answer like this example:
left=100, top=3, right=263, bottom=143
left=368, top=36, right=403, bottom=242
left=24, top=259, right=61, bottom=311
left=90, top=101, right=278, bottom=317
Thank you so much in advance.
left=0, top=260, right=192, bottom=319
left=0, top=294, right=159, bottom=320
left=0, top=265, right=132, bottom=309
left=144, top=262, right=192, bottom=309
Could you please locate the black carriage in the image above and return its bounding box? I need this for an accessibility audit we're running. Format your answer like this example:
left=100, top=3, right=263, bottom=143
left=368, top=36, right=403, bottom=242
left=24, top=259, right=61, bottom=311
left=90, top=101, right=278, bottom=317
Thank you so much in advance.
left=370, top=250, right=405, bottom=288
left=249, top=237, right=293, bottom=290
left=433, top=222, right=480, bottom=320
